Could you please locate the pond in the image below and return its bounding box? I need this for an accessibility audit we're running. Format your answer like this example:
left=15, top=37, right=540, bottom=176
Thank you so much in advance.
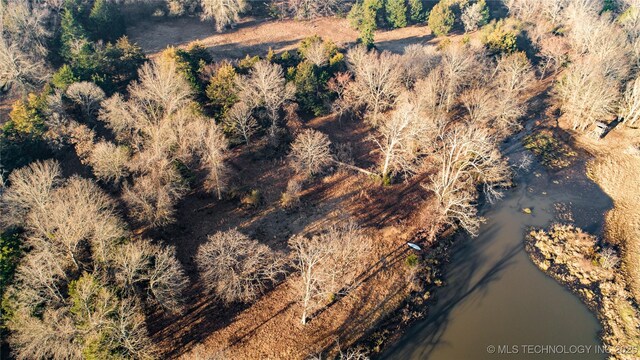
left=381, top=137, right=612, bottom=360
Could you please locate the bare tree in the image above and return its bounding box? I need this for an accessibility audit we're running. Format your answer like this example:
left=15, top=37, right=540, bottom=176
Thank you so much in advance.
left=460, top=87, right=494, bottom=125
left=620, top=75, right=640, bottom=127
left=346, top=46, right=403, bottom=126
left=0, top=37, right=49, bottom=95
left=0, top=0, right=50, bottom=95
left=399, top=44, right=439, bottom=87
left=223, top=101, right=258, bottom=144
left=462, top=1, right=487, bottom=32
left=556, top=57, right=620, bottom=131
left=538, top=35, right=570, bottom=78
left=88, top=141, right=130, bottom=183
left=112, top=238, right=188, bottom=312
left=237, top=60, right=294, bottom=139
left=283, top=0, right=346, bottom=19
left=7, top=306, right=82, bottom=360
left=27, top=176, right=123, bottom=271
left=196, top=229, right=284, bottom=303
left=195, top=119, right=228, bottom=199
left=302, top=38, right=329, bottom=67
left=490, top=52, right=535, bottom=134
left=424, top=127, right=510, bottom=237
left=66, top=81, right=105, bottom=119
left=146, top=244, right=188, bottom=312
left=1, top=160, right=61, bottom=223
left=100, top=57, right=224, bottom=226
left=371, top=98, right=423, bottom=180
left=288, top=222, right=372, bottom=324
left=289, top=129, right=333, bottom=175
left=122, top=160, right=186, bottom=227
left=200, top=0, right=247, bottom=32
left=439, top=44, right=481, bottom=112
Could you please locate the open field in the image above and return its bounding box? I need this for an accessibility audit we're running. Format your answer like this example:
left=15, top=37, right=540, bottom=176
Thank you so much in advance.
left=127, top=16, right=435, bottom=59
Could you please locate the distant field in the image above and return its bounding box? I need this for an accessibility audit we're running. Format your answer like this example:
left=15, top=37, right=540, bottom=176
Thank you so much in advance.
left=127, top=16, right=435, bottom=59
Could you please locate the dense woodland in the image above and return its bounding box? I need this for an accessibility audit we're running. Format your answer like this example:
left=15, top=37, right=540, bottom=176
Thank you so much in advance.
left=0, top=0, right=639, bottom=359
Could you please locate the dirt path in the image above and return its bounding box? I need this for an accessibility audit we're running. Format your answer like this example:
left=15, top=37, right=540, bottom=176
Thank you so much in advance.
left=127, top=16, right=434, bottom=60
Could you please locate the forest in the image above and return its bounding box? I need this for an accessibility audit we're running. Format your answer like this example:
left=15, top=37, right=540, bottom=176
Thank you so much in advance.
left=0, top=0, right=639, bottom=359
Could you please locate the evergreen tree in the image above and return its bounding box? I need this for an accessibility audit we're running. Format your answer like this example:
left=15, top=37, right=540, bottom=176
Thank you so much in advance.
left=428, top=0, right=455, bottom=36
left=349, top=0, right=383, bottom=47
left=408, top=0, right=425, bottom=23
left=386, top=0, right=408, bottom=28
left=88, top=0, right=125, bottom=42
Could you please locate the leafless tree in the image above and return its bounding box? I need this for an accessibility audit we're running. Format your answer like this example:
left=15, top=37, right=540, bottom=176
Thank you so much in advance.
left=439, top=44, right=481, bottom=112
left=424, top=127, right=510, bottom=236
left=0, top=37, right=49, bottom=95
left=302, top=38, right=329, bottom=67
left=346, top=45, right=404, bottom=126
left=194, top=118, right=229, bottom=199
left=283, top=0, right=346, bottom=19
left=223, top=101, right=259, bottom=144
left=1, top=160, right=61, bottom=224
left=490, top=52, right=535, bottom=133
left=288, top=222, right=372, bottom=324
left=327, top=71, right=353, bottom=118
left=27, top=176, right=123, bottom=271
left=10, top=248, right=68, bottom=309
left=399, top=44, right=439, bottom=87
left=556, top=57, right=620, bottom=131
left=200, top=0, right=247, bottom=32
left=66, top=81, right=105, bottom=119
left=237, top=60, right=294, bottom=139
left=100, top=56, right=225, bottom=226
left=88, top=141, right=130, bottom=183
left=196, top=229, right=284, bottom=303
left=122, top=161, right=187, bottom=227
left=460, top=87, right=494, bottom=125
left=146, top=244, right=188, bottom=311
left=462, top=1, right=486, bottom=32
left=371, top=98, right=424, bottom=179
left=289, top=129, right=333, bottom=176
left=112, top=238, right=188, bottom=312
left=7, top=306, right=82, bottom=360
left=620, top=75, right=640, bottom=127
left=538, top=35, right=570, bottom=78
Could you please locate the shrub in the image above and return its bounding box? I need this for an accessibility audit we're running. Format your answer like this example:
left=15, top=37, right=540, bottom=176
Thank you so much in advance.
left=241, top=189, right=262, bottom=208
left=428, top=1, right=455, bottom=36
left=405, top=253, right=419, bottom=267
left=481, top=19, right=520, bottom=54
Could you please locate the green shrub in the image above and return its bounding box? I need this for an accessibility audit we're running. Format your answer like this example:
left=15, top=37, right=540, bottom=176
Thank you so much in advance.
left=236, top=55, right=260, bottom=74
left=428, top=0, right=455, bottom=36
left=481, top=19, right=520, bottom=54
left=406, top=253, right=420, bottom=267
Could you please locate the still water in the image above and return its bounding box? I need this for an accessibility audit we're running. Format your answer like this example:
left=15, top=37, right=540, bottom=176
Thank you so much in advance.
left=382, top=139, right=612, bottom=360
